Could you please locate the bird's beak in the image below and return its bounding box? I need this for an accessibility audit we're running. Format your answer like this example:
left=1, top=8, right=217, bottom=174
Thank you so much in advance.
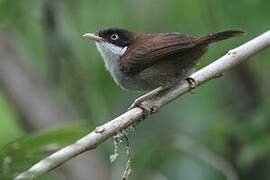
left=83, top=33, right=105, bottom=42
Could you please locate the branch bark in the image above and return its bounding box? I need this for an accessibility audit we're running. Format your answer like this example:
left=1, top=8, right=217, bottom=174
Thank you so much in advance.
left=16, top=31, right=270, bottom=179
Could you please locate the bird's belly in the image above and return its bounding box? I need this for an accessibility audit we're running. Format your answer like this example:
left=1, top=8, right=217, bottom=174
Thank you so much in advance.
left=113, top=72, right=157, bottom=92
left=108, top=49, right=205, bottom=92
left=113, top=66, right=195, bottom=92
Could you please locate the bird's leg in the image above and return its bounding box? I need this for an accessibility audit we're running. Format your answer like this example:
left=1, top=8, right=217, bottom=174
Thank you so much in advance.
left=128, top=86, right=164, bottom=118
left=129, top=87, right=164, bottom=110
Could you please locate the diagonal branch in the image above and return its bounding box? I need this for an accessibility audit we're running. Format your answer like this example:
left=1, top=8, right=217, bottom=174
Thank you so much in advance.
left=16, top=31, right=270, bottom=179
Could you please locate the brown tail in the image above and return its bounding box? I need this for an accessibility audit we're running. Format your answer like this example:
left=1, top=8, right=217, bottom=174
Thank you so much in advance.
left=195, top=30, right=246, bottom=45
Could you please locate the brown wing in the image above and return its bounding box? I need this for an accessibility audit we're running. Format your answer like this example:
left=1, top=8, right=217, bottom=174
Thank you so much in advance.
left=120, top=33, right=196, bottom=75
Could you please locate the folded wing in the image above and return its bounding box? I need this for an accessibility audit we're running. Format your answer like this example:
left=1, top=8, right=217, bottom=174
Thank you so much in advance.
left=120, top=33, right=196, bottom=75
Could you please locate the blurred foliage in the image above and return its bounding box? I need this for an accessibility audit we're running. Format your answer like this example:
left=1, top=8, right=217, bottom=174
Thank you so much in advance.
left=0, top=92, right=24, bottom=148
left=0, top=124, right=90, bottom=179
left=0, top=0, right=270, bottom=180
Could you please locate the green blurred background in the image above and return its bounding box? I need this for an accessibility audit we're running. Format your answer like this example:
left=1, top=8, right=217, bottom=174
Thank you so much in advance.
left=0, top=0, right=270, bottom=179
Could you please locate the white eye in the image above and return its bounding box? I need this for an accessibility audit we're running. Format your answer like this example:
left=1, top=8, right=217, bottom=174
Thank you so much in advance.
left=111, top=33, right=119, bottom=40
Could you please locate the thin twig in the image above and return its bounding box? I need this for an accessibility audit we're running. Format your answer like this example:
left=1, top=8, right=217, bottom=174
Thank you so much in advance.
left=15, top=31, right=270, bottom=179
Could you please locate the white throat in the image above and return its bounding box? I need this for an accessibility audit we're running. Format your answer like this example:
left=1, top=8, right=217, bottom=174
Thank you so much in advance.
left=95, top=42, right=127, bottom=84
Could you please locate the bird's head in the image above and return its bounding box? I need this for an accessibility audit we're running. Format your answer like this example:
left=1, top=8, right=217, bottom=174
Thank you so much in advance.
left=83, top=28, right=136, bottom=58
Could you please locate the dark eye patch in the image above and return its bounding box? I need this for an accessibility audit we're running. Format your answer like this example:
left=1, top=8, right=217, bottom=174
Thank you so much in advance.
left=98, top=28, right=132, bottom=48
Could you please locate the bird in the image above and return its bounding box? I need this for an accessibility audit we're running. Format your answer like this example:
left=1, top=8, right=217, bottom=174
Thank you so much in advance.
left=83, top=28, right=245, bottom=114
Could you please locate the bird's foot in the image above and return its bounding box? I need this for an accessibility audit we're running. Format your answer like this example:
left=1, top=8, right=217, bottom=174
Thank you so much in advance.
left=186, top=77, right=197, bottom=88
left=186, top=77, right=197, bottom=94
left=128, top=96, right=148, bottom=111
left=131, top=101, right=159, bottom=119
left=128, top=87, right=163, bottom=119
